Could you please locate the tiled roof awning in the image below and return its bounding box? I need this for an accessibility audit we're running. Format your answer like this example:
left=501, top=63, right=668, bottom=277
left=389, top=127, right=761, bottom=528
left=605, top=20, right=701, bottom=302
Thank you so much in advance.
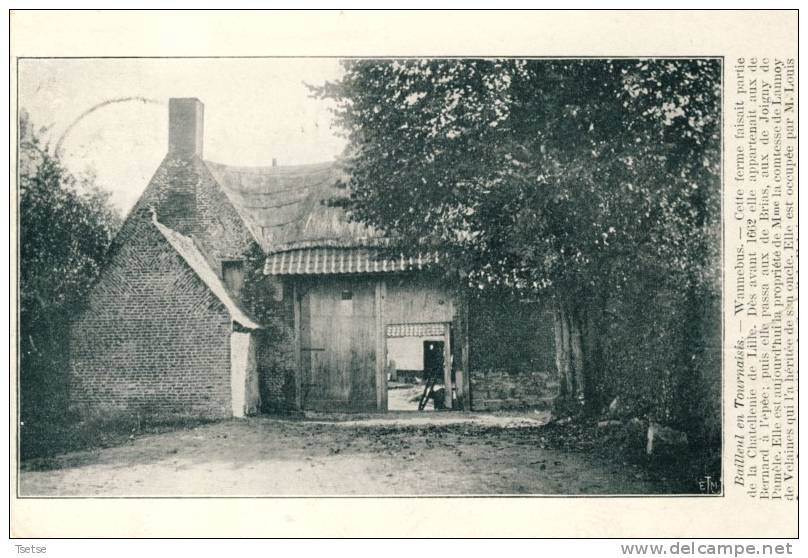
left=386, top=323, right=447, bottom=338
left=264, top=247, right=438, bottom=275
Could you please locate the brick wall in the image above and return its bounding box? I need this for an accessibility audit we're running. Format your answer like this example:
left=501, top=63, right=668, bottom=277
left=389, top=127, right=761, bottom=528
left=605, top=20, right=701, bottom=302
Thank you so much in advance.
left=131, top=154, right=258, bottom=277
left=194, top=158, right=258, bottom=268
left=69, top=211, right=234, bottom=419
left=67, top=104, right=264, bottom=420
left=470, top=368, right=558, bottom=411
left=468, top=296, right=560, bottom=411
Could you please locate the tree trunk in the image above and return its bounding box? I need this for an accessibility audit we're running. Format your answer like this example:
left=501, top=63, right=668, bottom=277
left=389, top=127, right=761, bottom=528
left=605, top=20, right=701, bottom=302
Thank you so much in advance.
left=569, top=308, right=586, bottom=399
left=553, top=300, right=587, bottom=408
left=552, top=305, right=573, bottom=399
left=553, top=295, right=609, bottom=415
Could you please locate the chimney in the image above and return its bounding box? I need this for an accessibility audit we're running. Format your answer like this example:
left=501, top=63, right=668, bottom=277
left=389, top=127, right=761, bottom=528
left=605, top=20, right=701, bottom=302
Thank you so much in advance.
left=168, top=98, right=204, bottom=157
left=272, top=158, right=278, bottom=167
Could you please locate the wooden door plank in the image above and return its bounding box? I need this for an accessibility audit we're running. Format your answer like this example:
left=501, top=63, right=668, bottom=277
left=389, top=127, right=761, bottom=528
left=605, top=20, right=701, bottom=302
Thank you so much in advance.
left=461, top=297, right=471, bottom=410
left=292, top=281, right=302, bottom=410
left=375, top=279, right=386, bottom=411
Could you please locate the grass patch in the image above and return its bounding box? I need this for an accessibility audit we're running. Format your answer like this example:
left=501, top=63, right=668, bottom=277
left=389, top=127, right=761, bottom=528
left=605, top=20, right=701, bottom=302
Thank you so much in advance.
left=538, top=415, right=721, bottom=494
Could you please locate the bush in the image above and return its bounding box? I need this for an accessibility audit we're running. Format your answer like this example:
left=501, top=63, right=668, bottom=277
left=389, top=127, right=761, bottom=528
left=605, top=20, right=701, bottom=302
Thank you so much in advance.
left=18, top=110, right=121, bottom=455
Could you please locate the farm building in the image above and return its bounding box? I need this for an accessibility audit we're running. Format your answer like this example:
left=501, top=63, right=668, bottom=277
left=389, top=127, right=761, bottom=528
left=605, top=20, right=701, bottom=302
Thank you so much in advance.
left=68, top=98, right=560, bottom=419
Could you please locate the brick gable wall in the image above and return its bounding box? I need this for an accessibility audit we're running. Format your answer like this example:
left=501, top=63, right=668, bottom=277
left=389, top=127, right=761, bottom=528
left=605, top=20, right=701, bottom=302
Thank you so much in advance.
left=66, top=99, right=275, bottom=419
left=129, top=154, right=258, bottom=276
left=69, top=210, right=234, bottom=419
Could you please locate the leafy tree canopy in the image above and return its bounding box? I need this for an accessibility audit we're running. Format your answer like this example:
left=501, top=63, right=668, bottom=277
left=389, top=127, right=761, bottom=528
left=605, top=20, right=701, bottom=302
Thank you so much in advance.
left=19, top=109, right=122, bottom=421
left=19, top=109, right=122, bottom=323
left=315, top=59, right=720, bottom=304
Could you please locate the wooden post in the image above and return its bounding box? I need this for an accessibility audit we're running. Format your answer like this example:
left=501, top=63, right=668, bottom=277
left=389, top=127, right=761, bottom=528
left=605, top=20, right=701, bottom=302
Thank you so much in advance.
left=460, top=297, right=471, bottom=410
left=452, top=302, right=464, bottom=409
left=375, top=279, right=387, bottom=412
left=443, top=322, right=453, bottom=409
left=293, top=281, right=302, bottom=410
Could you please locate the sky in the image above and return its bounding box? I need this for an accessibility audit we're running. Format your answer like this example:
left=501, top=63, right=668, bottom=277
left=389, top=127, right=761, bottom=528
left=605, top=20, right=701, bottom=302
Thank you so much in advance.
left=18, top=58, right=347, bottom=212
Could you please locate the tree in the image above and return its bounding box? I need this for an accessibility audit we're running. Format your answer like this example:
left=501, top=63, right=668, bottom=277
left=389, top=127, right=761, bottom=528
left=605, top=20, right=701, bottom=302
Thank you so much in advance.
left=19, top=110, right=121, bottom=422
left=315, top=59, right=720, bottom=417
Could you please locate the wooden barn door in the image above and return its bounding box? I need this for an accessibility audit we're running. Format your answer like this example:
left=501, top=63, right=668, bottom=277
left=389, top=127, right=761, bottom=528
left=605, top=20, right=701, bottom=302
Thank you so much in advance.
left=299, top=277, right=378, bottom=411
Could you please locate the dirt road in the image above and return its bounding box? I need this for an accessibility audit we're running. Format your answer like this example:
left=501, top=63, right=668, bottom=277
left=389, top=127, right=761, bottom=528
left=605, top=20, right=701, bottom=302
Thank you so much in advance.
left=20, top=413, right=661, bottom=496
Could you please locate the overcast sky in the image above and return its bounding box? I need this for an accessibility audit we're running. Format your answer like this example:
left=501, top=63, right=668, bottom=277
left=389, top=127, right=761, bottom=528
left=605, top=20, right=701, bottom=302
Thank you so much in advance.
left=18, top=58, right=347, bottom=212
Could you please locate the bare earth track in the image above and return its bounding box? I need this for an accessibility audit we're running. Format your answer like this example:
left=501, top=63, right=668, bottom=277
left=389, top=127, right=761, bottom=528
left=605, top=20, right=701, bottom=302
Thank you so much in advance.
left=20, top=413, right=665, bottom=496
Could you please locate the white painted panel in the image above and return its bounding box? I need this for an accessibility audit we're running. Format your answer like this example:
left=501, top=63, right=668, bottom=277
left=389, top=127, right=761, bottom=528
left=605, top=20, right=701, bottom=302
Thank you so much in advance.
left=230, top=331, right=251, bottom=417
left=386, top=335, right=444, bottom=371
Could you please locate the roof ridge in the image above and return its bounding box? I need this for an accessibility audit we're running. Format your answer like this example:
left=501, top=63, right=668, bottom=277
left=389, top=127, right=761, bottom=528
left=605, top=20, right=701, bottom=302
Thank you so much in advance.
left=268, top=237, right=390, bottom=254
left=204, top=159, right=336, bottom=176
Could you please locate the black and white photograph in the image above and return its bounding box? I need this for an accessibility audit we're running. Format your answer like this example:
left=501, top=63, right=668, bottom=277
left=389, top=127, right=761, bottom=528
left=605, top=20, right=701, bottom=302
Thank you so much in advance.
left=15, top=54, right=724, bottom=498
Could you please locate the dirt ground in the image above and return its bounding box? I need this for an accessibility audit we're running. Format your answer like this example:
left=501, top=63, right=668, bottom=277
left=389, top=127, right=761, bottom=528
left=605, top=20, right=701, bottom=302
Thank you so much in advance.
left=386, top=382, right=439, bottom=411
left=19, top=412, right=663, bottom=496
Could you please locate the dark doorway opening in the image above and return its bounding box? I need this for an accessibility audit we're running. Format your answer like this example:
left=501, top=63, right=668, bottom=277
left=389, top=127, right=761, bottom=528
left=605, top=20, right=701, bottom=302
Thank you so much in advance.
left=423, top=341, right=445, bottom=378
left=417, top=341, right=447, bottom=410
left=384, top=322, right=453, bottom=412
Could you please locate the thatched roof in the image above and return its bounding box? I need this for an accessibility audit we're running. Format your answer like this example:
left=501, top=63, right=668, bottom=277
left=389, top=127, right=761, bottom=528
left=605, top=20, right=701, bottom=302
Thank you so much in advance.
left=205, top=160, right=382, bottom=254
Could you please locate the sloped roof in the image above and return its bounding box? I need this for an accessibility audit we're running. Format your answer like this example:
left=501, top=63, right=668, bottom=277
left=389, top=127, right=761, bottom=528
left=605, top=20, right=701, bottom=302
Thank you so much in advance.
left=152, top=215, right=261, bottom=329
left=205, top=160, right=382, bottom=254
